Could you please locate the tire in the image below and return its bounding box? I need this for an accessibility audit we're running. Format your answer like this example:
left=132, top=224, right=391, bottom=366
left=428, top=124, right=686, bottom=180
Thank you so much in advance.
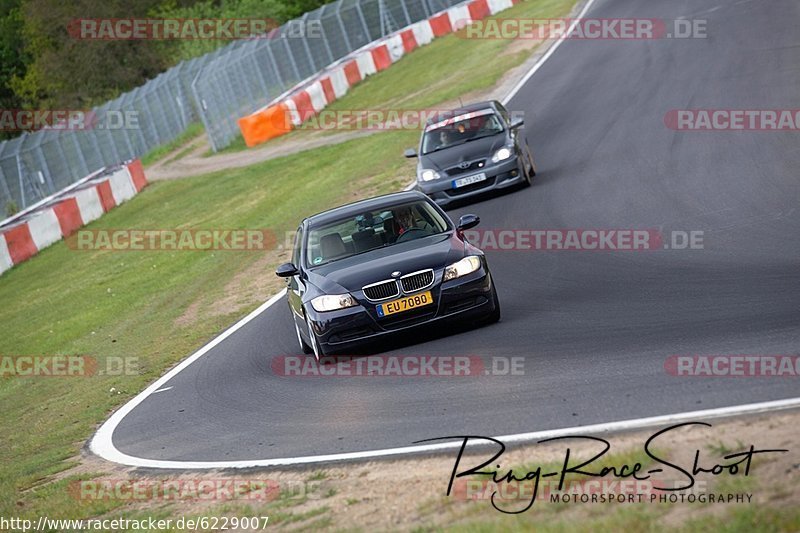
left=526, top=145, right=537, bottom=181
left=306, top=314, right=325, bottom=361
left=480, top=287, right=501, bottom=325
left=522, top=162, right=533, bottom=187
left=294, top=318, right=313, bottom=355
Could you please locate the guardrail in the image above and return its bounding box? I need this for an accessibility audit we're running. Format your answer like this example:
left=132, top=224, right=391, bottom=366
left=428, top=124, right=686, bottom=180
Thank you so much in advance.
left=0, top=161, right=148, bottom=276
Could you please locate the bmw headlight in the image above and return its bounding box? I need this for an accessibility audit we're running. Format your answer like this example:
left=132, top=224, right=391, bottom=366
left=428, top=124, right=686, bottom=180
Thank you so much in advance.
left=443, top=255, right=482, bottom=282
left=491, top=147, right=513, bottom=163
left=419, top=169, right=441, bottom=182
left=311, top=294, right=356, bottom=312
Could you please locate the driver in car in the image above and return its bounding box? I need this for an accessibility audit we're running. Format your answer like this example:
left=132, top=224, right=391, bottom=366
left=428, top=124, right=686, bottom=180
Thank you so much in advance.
left=393, top=206, right=435, bottom=241
left=395, top=206, right=416, bottom=237
left=438, top=128, right=457, bottom=150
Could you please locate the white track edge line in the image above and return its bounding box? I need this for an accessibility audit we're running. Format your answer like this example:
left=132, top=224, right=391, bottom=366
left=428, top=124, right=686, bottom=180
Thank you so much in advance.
left=89, top=289, right=287, bottom=462
left=502, top=0, right=598, bottom=104
left=94, top=397, right=800, bottom=469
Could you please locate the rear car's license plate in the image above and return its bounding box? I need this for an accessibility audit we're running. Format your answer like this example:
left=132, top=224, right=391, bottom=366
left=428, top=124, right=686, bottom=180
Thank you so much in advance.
left=377, top=291, right=434, bottom=317
left=452, top=172, right=487, bottom=189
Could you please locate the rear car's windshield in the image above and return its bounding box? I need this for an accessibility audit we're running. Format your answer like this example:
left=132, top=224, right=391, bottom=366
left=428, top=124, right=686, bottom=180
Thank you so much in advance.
left=421, top=109, right=504, bottom=154
left=306, top=201, right=449, bottom=267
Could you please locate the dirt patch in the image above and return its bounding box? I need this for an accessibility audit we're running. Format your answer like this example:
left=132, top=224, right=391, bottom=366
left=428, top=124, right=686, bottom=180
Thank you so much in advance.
left=174, top=247, right=291, bottom=329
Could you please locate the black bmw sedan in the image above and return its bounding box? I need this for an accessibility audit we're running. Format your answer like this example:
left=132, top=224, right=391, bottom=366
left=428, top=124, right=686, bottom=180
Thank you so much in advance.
left=276, top=191, right=500, bottom=359
left=404, top=100, right=536, bottom=207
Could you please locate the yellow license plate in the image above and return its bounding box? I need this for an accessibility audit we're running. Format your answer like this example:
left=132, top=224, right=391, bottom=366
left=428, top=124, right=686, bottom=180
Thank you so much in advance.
left=377, top=291, right=433, bottom=317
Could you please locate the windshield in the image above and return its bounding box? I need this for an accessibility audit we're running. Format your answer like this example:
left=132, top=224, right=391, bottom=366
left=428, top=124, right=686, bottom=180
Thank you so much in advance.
left=306, top=201, right=449, bottom=267
left=421, top=109, right=504, bottom=154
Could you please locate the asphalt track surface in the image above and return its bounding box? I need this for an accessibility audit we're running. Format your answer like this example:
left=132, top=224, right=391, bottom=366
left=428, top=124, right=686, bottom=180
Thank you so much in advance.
left=111, top=0, right=800, bottom=462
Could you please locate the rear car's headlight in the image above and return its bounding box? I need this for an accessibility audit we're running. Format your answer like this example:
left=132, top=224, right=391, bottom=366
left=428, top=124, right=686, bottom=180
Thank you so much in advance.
left=420, top=169, right=441, bottom=182
left=443, top=255, right=482, bottom=282
left=311, top=294, right=357, bottom=312
left=491, top=147, right=513, bottom=163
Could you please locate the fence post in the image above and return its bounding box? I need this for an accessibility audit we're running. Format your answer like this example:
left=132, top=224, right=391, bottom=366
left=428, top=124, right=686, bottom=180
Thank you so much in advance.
left=265, top=41, right=285, bottom=88
left=283, top=37, right=301, bottom=82
left=300, top=13, right=319, bottom=73
left=70, top=132, right=90, bottom=178
left=191, top=69, right=217, bottom=153
left=399, top=0, right=412, bottom=27
left=52, top=134, right=71, bottom=189
left=355, top=2, right=371, bottom=41
left=0, top=142, right=12, bottom=208
left=249, top=42, right=270, bottom=99
left=15, top=137, right=26, bottom=209
left=314, top=9, right=335, bottom=65
left=335, top=1, right=352, bottom=52
left=33, top=139, right=55, bottom=195
left=87, top=125, right=104, bottom=170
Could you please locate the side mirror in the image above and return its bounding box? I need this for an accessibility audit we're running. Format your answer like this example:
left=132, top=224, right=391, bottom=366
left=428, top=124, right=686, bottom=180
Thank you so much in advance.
left=404, top=148, right=418, bottom=158
left=509, top=119, right=524, bottom=129
left=457, top=214, right=480, bottom=232
left=275, top=262, right=299, bottom=278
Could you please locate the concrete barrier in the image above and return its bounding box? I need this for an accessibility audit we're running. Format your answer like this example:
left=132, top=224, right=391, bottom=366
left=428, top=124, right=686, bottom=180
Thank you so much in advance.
left=0, top=160, right=148, bottom=276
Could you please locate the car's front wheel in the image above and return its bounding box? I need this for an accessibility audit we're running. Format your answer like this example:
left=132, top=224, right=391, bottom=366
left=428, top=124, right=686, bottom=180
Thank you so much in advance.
left=294, top=318, right=313, bottom=355
left=480, top=286, right=501, bottom=325
left=525, top=145, right=536, bottom=184
left=305, top=314, right=324, bottom=361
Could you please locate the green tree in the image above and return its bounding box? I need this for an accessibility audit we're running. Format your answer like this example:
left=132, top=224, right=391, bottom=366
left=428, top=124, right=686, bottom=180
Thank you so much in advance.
left=10, top=0, right=168, bottom=110
left=4, top=0, right=338, bottom=128
left=0, top=0, right=26, bottom=139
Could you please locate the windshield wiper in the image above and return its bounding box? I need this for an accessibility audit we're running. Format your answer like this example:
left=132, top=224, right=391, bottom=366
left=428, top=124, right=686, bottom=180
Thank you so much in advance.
left=463, top=132, right=501, bottom=143
left=424, top=141, right=463, bottom=154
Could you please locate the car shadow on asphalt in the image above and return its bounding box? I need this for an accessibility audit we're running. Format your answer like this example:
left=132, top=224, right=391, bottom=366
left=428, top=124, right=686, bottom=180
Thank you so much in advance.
left=439, top=181, right=531, bottom=212
left=325, top=319, right=497, bottom=359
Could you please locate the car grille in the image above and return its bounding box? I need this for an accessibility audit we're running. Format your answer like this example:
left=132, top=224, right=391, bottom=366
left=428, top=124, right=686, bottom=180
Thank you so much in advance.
left=446, top=159, right=486, bottom=176
left=400, top=269, right=434, bottom=293
left=380, top=308, right=437, bottom=330
left=363, top=280, right=400, bottom=301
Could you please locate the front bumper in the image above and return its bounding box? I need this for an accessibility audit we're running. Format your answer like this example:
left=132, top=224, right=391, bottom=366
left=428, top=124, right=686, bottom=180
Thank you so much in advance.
left=306, top=267, right=497, bottom=354
left=416, top=156, right=525, bottom=207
